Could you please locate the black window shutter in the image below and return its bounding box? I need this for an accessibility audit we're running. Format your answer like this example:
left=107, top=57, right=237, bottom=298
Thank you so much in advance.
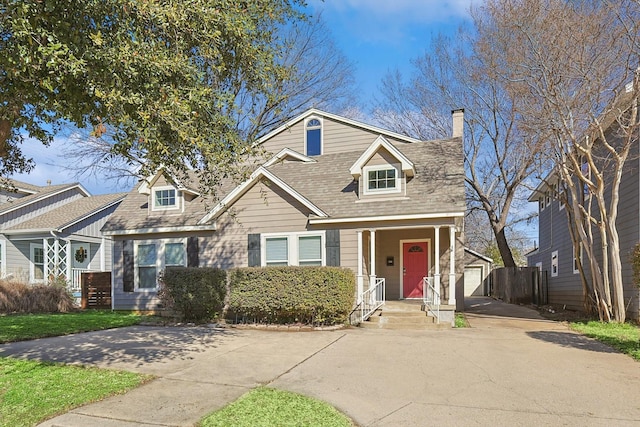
left=248, top=234, right=261, bottom=267
left=326, top=229, right=340, bottom=266
left=187, top=236, right=199, bottom=267
left=122, top=240, right=134, bottom=292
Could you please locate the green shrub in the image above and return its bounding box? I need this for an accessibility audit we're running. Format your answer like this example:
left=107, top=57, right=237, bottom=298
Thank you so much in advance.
left=631, top=242, right=640, bottom=287
left=158, top=267, right=226, bottom=323
left=0, top=280, right=76, bottom=313
left=228, top=267, right=355, bottom=326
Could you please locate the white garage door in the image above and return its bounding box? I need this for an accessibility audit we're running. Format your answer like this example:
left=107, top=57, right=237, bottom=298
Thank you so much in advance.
left=464, top=266, right=484, bottom=296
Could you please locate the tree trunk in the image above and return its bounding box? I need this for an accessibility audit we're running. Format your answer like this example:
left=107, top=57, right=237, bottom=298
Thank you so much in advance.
left=494, top=226, right=517, bottom=268
left=0, top=119, right=11, bottom=159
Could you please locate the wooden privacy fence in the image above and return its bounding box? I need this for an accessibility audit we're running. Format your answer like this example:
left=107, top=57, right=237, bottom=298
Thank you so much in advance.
left=81, top=272, right=112, bottom=309
left=491, top=267, right=548, bottom=305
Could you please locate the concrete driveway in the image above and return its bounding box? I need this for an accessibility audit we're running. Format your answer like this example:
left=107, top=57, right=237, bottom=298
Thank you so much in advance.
left=2, top=297, right=639, bottom=426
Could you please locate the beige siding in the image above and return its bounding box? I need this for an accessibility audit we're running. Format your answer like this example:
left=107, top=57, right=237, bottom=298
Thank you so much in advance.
left=261, top=116, right=412, bottom=156
left=200, top=180, right=313, bottom=269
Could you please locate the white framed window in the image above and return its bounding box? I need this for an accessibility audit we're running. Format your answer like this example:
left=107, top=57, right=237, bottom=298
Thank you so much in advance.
left=262, top=231, right=325, bottom=267
left=134, top=239, right=186, bottom=291
left=573, top=245, right=582, bottom=274
left=551, top=250, right=558, bottom=277
left=152, top=186, right=178, bottom=211
left=363, top=164, right=401, bottom=195
left=540, top=196, right=545, bottom=211
left=545, top=190, right=551, bottom=207
left=305, top=117, right=322, bottom=156
left=30, top=243, right=45, bottom=283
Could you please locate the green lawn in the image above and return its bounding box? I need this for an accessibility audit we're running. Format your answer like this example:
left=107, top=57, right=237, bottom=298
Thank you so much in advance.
left=0, top=311, right=148, bottom=343
left=200, top=387, right=354, bottom=427
left=0, top=311, right=155, bottom=426
left=570, top=320, right=640, bottom=361
left=0, top=357, right=150, bottom=427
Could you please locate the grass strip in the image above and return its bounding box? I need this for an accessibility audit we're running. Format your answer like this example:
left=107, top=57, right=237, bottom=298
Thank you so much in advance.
left=0, top=357, right=151, bottom=427
left=570, top=320, right=640, bottom=361
left=454, top=313, right=468, bottom=328
left=200, top=387, right=354, bottom=427
left=0, top=311, right=147, bottom=343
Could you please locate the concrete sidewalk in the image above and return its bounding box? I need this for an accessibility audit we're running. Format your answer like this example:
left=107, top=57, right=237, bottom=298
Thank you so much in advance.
left=1, top=298, right=639, bottom=426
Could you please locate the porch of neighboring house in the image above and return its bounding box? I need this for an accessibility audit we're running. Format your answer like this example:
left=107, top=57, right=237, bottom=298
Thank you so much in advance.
left=32, top=236, right=109, bottom=299
left=353, top=223, right=460, bottom=327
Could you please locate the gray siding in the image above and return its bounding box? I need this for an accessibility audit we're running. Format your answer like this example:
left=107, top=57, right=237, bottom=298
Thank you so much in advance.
left=0, top=188, right=85, bottom=229
left=62, top=203, right=120, bottom=238
left=4, top=239, right=34, bottom=282
left=528, top=143, right=640, bottom=321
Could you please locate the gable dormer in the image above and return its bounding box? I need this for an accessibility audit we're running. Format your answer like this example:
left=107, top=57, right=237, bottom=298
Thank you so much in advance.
left=350, top=136, right=415, bottom=199
left=138, top=170, right=199, bottom=214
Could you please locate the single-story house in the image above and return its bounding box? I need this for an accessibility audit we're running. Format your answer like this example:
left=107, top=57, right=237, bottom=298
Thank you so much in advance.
left=0, top=179, right=125, bottom=294
left=102, top=108, right=467, bottom=313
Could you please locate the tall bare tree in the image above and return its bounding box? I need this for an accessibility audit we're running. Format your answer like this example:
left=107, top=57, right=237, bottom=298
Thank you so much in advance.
left=476, top=0, right=640, bottom=321
left=374, top=29, right=546, bottom=268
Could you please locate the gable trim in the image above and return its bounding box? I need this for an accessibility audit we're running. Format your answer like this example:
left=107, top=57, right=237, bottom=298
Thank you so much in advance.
left=464, top=247, right=494, bottom=263
left=0, top=183, right=90, bottom=217
left=198, top=167, right=328, bottom=224
left=263, top=148, right=317, bottom=167
left=349, top=135, right=415, bottom=179
left=257, top=108, right=423, bottom=146
left=138, top=169, right=200, bottom=196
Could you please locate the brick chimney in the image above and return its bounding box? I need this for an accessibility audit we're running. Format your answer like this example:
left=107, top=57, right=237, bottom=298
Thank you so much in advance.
left=452, top=109, right=464, bottom=138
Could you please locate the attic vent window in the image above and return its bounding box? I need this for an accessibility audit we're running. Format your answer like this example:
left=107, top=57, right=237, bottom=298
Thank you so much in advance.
left=306, top=118, right=322, bottom=156
left=153, top=187, right=177, bottom=210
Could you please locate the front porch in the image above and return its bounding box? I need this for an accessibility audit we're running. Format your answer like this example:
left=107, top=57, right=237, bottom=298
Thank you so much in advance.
left=352, top=223, right=463, bottom=325
left=32, top=236, right=109, bottom=295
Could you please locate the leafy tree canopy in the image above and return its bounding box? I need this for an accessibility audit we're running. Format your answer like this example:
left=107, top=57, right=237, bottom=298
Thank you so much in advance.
left=0, top=0, right=306, bottom=187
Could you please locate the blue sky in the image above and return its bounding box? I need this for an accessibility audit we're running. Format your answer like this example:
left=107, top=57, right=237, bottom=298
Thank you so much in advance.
left=13, top=0, right=479, bottom=195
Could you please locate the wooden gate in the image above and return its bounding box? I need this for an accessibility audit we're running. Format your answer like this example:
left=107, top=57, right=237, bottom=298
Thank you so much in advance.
left=81, top=272, right=112, bottom=309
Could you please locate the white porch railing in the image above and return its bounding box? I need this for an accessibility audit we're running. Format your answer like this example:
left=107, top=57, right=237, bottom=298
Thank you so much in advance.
left=70, top=268, right=96, bottom=293
left=423, top=276, right=440, bottom=324
left=350, top=277, right=386, bottom=324
left=361, top=277, right=385, bottom=322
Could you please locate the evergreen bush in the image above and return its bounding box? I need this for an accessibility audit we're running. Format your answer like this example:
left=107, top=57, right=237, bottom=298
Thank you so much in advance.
left=228, top=267, right=355, bottom=326
left=159, top=267, right=226, bottom=323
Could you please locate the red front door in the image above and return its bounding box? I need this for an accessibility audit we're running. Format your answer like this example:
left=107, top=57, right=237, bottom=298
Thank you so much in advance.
left=403, top=242, right=428, bottom=298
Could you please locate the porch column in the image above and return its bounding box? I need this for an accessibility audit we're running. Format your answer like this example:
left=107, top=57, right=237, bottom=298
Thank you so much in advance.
left=53, top=239, right=60, bottom=274
left=433, top=226, right=441, bottom=304
left=369, top=229, right=376, bottom=287
left=356, top=230, right=364, bottom=304
left=66, top=240, right=72, bottom=282
left=100, top=237, right=106, bottom=271
left=449, top=226, right=456, bottom=306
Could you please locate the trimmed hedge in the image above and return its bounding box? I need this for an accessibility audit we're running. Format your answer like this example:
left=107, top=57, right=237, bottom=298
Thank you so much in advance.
left=228, top=267, right=355, bottom=326
left=159, top=267, right=226, bottom=323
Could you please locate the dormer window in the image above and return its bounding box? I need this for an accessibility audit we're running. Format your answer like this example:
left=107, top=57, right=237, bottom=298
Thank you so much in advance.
left=153, top=187, right=177, bottom=210
left=363, top=165, right=401, bottom=195
left=306, top=118, right=322, bottom=156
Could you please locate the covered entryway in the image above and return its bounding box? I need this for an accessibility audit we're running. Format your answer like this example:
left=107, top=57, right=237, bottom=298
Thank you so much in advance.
left=402, top=241, right=428, bottom=298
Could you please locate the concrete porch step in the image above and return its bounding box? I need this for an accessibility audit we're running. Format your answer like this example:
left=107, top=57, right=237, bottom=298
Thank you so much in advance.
left=360, top=301, right=452, bottom=329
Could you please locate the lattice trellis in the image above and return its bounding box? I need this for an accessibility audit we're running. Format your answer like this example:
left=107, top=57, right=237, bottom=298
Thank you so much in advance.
left=45, top=238, right=69, bottom=281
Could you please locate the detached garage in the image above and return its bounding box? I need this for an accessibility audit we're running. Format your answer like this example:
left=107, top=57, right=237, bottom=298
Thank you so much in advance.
left=464, top=248, right=493, bottom=297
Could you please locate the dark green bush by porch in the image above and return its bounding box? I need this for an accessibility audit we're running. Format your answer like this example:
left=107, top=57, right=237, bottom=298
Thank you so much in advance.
left=159, top=267, right=226, bottom=323
left=228, top=267, right=355, bottom=326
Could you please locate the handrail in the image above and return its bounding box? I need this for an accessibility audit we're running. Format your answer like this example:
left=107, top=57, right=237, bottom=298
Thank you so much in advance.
left=423, top=276, right=440, bottom=323
left=360, top=277, right=385, bottom=323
